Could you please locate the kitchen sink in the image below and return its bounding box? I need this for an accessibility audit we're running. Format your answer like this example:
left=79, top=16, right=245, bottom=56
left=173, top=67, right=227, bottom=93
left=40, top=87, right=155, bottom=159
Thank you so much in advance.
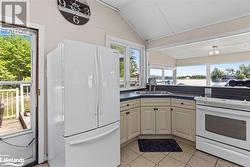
left=135, top=91, right=172, bottom=95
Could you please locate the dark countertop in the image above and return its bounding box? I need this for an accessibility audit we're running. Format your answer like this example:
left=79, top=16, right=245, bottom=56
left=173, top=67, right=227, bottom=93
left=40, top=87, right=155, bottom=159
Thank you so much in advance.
left=120, top=91, right=199, bottom=102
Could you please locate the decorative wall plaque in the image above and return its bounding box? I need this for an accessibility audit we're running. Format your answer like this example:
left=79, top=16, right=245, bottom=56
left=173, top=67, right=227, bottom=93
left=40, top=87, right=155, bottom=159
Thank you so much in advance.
left=57, top=0, right=91, bottom=25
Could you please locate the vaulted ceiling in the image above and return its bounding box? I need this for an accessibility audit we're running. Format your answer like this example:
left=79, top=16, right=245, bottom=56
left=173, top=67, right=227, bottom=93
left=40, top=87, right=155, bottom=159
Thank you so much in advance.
left=101, top=0, right=250, bottom=40
left=160, top=32, right=250, bottom=59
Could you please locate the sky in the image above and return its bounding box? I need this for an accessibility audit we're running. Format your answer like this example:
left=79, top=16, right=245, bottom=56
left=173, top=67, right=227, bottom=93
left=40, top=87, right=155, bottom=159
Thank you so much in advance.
left=130, top=48, right=140, bottom=68
left=151, top=61, right=250, bottom=77
left=0, top=28, right=32, bottom=40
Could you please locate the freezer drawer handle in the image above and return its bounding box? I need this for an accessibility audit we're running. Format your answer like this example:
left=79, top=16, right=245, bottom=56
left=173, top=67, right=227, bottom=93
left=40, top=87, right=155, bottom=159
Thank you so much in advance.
left=69, top=126, right=119, bottom=146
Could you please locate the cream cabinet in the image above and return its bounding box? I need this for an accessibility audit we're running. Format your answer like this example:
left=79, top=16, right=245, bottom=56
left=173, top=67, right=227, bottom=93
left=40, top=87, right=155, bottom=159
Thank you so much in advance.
left=120, top=112, right=127, bottom=144
left=127, top=108, right=141, bottom=140
left=141, top=107, right=155, bottom=134
left=140, top=98, right=171, bottom=135
left=120, top=97, right=196, bottom=144
left=120, top=100, right=141, bottom=144
left=141, top=107, right=172, bottom=135
left=156, top=107, right=171, bottom=134
left=171, top=98, right=196, bottom=141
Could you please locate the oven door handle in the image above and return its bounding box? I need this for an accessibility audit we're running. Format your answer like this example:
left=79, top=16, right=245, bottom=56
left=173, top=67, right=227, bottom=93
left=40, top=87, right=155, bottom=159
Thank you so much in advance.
left=196, top=105, right=250, bottom=117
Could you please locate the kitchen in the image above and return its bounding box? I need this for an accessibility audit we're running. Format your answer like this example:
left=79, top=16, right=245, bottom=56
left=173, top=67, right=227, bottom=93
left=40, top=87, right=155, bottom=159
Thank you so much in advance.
left=0, top=0, right=250, bottom=167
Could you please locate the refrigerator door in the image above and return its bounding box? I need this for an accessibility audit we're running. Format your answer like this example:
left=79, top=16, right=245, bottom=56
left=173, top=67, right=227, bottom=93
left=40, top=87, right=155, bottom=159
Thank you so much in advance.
left=63, top=40, right=98, bottom=136
left=65, top=122, right=120, bottom=167
left=97, top=47, right=120, bottom=127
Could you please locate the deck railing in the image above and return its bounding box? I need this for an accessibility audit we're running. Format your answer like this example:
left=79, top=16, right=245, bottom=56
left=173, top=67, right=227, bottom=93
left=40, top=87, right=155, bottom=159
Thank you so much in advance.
left=0, top=84, right=31, bottom=120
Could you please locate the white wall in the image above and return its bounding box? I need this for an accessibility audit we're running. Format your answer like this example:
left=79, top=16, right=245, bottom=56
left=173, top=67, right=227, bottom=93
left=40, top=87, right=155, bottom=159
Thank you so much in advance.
left=177, top=52, right=250, bottom=66
left=148, top=51, right=176, bottom=67
left=30, top=0, right=145, bottom=54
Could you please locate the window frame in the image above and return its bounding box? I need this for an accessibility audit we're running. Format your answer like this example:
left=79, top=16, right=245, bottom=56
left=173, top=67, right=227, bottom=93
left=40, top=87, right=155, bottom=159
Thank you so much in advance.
left=106, top=35, right=146, bottom=90
left=149, top=65, right=175, bottom=85
left=175, top=62, right=250, bottom=87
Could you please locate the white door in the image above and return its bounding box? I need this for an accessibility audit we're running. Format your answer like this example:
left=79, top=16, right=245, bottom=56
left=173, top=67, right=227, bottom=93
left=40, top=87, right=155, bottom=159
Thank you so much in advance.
left=65, top=122, right=120, bottom=167
left=156, top=107, right=171, bottom=134
left=97, top=47, right=119, bottom=127
left=63, top=41, right=98, bottom=136
left=0, top=26, right=37, bottom=166
left=172, top=107, right=195, bottom=141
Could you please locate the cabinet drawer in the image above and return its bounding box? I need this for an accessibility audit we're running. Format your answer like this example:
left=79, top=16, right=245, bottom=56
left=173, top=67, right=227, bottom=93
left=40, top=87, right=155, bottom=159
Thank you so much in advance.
left=120, top=99, right=140, bottom=111
left=172, top=98, right=195, bottom=110
left=141, top=98, right=171, bottom=107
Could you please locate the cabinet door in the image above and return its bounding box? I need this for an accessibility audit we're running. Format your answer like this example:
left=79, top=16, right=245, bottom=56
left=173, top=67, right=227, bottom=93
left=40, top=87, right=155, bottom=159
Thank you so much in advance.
left=127, top=108, right=140, bottom=140
left=141, top=107, right=155, bottom=134
left=120, top=112, right=127, bottom=144
left=156, top=107, right=171, bottom=134
left=172, top=107, right=195, bottom=141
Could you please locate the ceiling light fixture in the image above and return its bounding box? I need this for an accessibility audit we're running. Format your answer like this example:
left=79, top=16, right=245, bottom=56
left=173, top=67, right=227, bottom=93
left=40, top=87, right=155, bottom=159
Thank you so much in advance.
left=209, top=46, right=220, bottom=55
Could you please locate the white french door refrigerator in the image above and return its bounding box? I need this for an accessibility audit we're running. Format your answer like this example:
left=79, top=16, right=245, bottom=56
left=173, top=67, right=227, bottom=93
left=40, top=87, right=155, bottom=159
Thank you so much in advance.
left=47, top=40, right=120, bottom=167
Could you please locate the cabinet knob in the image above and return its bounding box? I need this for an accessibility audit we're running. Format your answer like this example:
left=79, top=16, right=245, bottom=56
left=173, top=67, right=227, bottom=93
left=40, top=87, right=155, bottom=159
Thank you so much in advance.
left=126, top=112, right=130, bottom=115
left=154, top=108, right=158, bottom=111
left=171, top=108, right=173, bottom=111
left=181, top=102, right=184, bottom=105
left=126, top=104, right=130, bottom=107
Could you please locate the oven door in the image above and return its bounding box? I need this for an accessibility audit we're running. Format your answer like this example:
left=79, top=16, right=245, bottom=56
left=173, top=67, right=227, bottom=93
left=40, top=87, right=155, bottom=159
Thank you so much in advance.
left=196, top=105, right=250, bottom=150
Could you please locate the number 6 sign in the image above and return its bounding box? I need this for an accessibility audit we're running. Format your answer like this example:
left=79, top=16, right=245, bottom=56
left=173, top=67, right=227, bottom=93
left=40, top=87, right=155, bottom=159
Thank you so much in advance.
left=57, top=0, right=91, bottom=25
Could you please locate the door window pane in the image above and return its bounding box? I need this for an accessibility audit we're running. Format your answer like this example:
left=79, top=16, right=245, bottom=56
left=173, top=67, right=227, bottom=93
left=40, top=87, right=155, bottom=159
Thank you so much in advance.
left=211, top=61, right=250, bottom=86
left=110, top=43, right=126, bottom=88
left=0, top=28, right=33, bottom=136
left=129, top=48, right=141, bottom=87
left=177, top=65, right=206, bottom=86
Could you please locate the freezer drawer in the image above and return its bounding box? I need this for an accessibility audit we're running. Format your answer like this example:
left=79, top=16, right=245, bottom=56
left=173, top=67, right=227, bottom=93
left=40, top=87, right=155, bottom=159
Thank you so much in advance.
left=65, top=122, right=120, bottom=167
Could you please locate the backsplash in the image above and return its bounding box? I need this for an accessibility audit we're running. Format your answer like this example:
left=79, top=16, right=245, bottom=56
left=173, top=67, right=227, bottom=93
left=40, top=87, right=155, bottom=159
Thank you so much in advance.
left=148, top=85, right=250, bottom=101
left=211, top=87, right=250, bottom=101
left=147, top=85, right=205, bottom=96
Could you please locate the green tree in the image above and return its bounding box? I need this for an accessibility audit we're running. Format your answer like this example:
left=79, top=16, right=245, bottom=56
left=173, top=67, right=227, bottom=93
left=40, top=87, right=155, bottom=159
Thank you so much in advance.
left=110, top=44, right=126, bottom=78
left=211, top=68, right=225, bottom=81
left=130, top=55, right=138, bottom=76
left=235, top=64, right=250, bottom=79
left=0, top=35, right=31, bottom=81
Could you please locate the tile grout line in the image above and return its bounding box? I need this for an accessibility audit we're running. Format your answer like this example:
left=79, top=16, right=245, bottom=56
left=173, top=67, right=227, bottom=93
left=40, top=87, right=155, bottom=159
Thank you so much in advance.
left=141, top=152, right=167, bottom=166
left=184, top=146, right=197, bottom=166
left=185, top=153, right=194, bottom=166
left=126, top=143, right=168, bottom=167
left=214, top=159, right=219, bottom=167
left=154, top=153, right=168, bottom=167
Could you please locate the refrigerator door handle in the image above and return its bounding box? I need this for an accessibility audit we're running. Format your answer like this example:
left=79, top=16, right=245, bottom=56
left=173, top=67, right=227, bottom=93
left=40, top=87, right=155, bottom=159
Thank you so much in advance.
left=98, top=52, right=104, bottom=115
left=94, top=52, right=99, bottom=116
left=69, top=126, right=119, bottom=146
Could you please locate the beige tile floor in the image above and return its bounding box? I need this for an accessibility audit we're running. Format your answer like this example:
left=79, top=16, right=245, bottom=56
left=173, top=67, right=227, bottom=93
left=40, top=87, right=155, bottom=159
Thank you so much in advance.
left=33, top=140, right=242, bottom=167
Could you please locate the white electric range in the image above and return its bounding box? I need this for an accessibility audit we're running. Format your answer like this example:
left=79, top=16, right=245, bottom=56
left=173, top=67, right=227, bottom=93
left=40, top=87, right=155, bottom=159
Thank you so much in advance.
left=195, top=97, right=250, bottom=167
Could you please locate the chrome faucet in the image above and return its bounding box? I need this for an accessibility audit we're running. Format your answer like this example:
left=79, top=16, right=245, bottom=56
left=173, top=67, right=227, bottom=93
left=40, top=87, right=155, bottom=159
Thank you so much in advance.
left=148, top=77, right=157, bottom=91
